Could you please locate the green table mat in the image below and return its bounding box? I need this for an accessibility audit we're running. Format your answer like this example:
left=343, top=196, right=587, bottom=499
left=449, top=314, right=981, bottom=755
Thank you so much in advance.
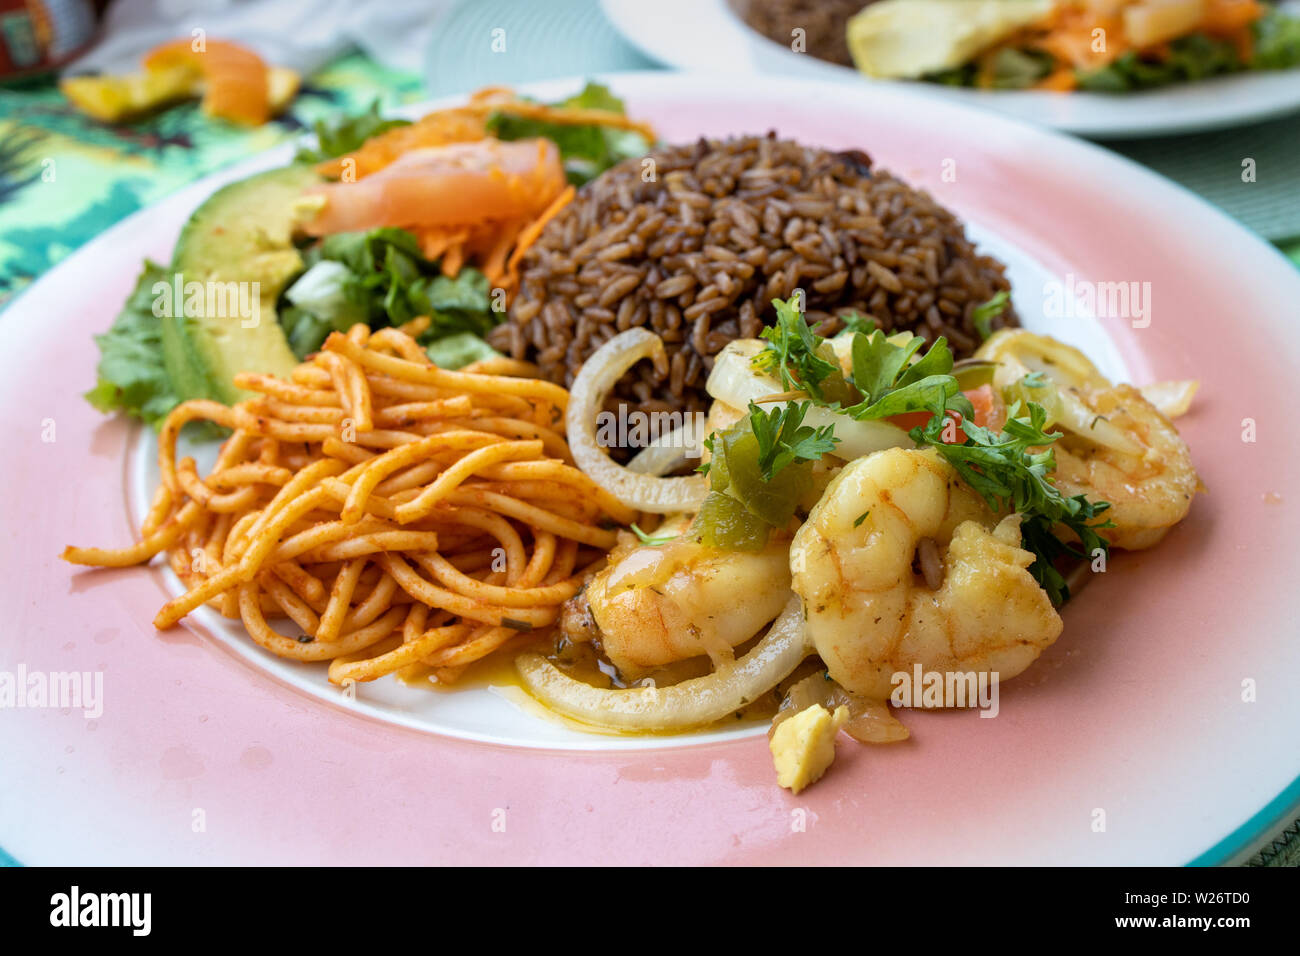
left=0, top=0, right=1295, bottom=866
left=0, top=53, right=423, bottom=308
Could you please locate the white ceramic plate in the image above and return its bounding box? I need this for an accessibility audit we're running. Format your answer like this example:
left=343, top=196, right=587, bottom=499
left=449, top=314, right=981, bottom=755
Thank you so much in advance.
left=3, top=72, right=1299, bottom=865
left=600, top=0, right=1300, bottom=138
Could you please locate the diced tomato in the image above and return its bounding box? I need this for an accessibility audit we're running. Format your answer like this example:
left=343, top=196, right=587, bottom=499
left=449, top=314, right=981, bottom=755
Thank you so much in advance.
left=886, top=384, right=1001, bottom=444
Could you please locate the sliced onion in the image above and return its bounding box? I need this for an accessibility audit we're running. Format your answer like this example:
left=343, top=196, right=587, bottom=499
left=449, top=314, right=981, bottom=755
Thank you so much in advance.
left=978, top=330, right=1143, bottom=455
left=706, top=340, right=912, bottom=462
left=770, top=671, right=910, bottom=744
left=515, top=596, right=811, bottom=732
left=976, top=330, right=1109, bottom=392
left=1140, top=379, right=1199, bottom=420
left=627, top=421, right=704, bottom=476
left=566, top=328, right=708, bottom=513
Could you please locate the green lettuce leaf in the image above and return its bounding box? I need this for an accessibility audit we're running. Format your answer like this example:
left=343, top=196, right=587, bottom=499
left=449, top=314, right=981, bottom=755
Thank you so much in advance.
left=295, top=100, right=411, bottom=164
left=486, top=81, right=651, bottom=185
left=1253, top=9, right=1300, bottom=69
left=425, top=331, right=500, bottom=370
left=279, top=227, right=498, bottom=358
left=84, top=260, right=179, bottom=427
left=1077, top=33, right=1243, bottom=91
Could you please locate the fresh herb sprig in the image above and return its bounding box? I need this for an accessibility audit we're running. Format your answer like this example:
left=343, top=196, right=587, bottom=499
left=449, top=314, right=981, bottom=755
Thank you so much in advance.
left=751, top=299, right=841, bottom=401
left=843, top=329, right=972, bottom=424
left=751, top=297, right=970, bottom=424
left=754, top=296, right=1112, bottom=603
left=630, top=523, right=679, bottom=547
left=748, top=401, right=839, bottom=481
left=911, top=400, right=1112, bottom=603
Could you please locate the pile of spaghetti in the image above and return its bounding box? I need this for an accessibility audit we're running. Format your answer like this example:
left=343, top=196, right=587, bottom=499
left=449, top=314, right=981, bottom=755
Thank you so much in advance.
left=63, top=322, right=634, bottom=685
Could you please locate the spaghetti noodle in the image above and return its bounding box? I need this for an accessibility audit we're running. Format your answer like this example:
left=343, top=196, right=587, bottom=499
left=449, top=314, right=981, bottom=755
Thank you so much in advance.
left=63, top=324, right=634, bottom=686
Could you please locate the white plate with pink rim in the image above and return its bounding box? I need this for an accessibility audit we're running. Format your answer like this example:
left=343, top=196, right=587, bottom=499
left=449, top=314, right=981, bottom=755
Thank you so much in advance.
left=1, top=71, right=1297, bottom=864
left=600, top=0, right=1300, bottom=138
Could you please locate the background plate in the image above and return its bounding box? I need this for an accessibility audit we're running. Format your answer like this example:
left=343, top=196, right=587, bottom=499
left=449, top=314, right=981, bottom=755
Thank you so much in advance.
left=601, top=0, right=1300, bottom=138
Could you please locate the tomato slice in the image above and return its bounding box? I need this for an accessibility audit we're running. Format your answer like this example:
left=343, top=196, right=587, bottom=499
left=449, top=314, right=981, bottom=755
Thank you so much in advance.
left=885, top=384, right=1000, bottom=444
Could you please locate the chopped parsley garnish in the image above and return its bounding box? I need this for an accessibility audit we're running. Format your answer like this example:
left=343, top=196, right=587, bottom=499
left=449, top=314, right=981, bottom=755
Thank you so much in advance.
left=911, top=401, right=1112, bottom=604
left=630, top=523, right=679, bottom=547
left=751, top=298, right=842, bottom=401
left=843, top=330, right=973, bottom=424
left=748, top=401, right=839, bottom=481
left=971, top=290, right=1010, bottom=341
left=753, top=295, right=1112, bottom=604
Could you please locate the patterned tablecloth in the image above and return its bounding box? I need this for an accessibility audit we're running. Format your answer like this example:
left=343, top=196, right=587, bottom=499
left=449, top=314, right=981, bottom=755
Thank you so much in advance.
left=0, top=1, right=1295, bottom=866
left=0, top=53, right=424, bottom=308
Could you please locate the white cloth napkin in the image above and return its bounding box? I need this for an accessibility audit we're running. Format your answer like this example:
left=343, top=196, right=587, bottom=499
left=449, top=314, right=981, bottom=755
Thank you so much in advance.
left=65, top=0, right=457, bottom=76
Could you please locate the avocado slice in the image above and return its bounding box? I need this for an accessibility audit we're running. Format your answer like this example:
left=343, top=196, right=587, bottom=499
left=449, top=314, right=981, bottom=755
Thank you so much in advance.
left=163, top=163, right=323, bottom=405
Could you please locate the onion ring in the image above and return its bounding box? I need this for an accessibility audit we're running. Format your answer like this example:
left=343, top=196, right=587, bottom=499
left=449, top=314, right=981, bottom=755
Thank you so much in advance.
left=515, top=595, right=811, bottom=731
left=565, top=328, right=708, bottom=513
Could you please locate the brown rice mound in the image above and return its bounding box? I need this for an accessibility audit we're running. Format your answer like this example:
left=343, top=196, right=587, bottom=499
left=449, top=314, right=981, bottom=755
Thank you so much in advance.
left=490, top=134, right=1018, bottom=417
left=734, top=0, right=874, bottom=68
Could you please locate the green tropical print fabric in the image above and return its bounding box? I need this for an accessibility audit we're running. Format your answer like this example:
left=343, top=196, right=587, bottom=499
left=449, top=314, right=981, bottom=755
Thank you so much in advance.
left=0, top=53, right=422, bottom=309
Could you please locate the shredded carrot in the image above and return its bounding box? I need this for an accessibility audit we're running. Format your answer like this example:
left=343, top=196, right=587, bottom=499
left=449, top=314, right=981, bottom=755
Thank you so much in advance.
left=504, top=185, right=575, bottom=290
left=316, top=86, right=655, bottom=181
left=1034, top=67, right=1080, bottom=91
left=479, top=219, right=525, bottom=288
left=1229, top=25, right=1255, bottom=62
left=1035, top=7, right=1126, bottom=70
left=442, top=244, right=464, bottom=278
left=1201, top=0, right=1265, bottom=34
left=308, top=87, right=646, bottom=301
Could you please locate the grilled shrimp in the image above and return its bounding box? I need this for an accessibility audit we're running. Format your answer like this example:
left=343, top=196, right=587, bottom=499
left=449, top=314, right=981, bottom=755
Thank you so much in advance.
left=579, top=530, right=793, bottom=674
left=1051, top=384, right=1198, bottom=550
left=790, top=448, right=1062, bottom=700
left=977, top=330, right=1199, bottom=551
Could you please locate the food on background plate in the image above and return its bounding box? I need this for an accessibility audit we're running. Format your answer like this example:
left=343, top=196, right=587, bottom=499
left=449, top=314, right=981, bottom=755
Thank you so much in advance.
left=61, top=37, right=299, bottom=125
left=739, top=0, right=881, bottom=66
left=69, top=83, right=1201, bottom=793
left=740, top=0, right=1300, bottom=92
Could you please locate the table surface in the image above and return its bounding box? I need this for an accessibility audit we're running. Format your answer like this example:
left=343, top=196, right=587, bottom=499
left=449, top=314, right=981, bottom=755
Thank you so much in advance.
left=0, top=0, right=1296, bottom=867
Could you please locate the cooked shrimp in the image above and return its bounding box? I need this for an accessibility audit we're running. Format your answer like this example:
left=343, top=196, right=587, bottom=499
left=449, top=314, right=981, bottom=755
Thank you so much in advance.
left=790, top=448, right=1062, bottom=700
left=977, top=329, right=1200, bottom=551
left=578, top=531, right=793, bottom=674
left=1051, top=383, right=1199, bottom=550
